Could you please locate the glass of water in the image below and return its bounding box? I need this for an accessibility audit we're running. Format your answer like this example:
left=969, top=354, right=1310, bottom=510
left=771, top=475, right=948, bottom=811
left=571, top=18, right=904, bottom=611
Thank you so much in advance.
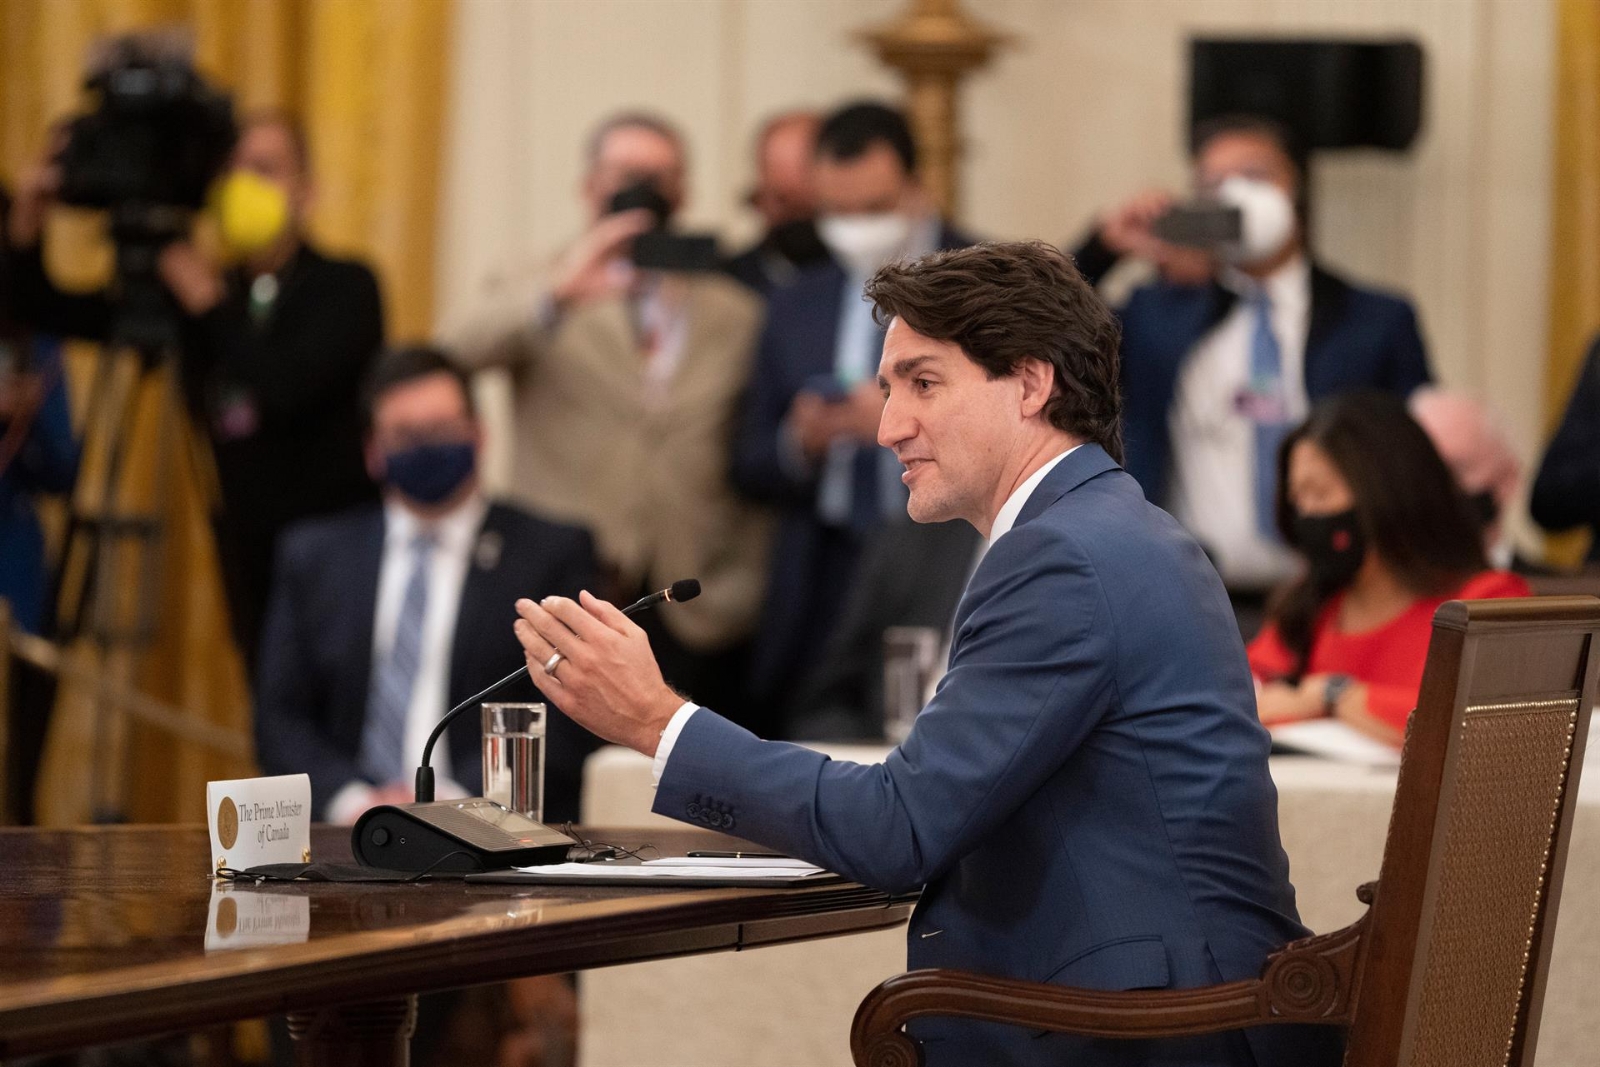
left=882, top=626, right=943, bottom=744
left=482, top=703, right=546, bottom=823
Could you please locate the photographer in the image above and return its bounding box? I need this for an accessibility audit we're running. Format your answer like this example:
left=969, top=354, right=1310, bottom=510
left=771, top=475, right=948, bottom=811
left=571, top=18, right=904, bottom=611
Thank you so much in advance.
left=0, top=185, right=80, bottom=822
left=440, top=112, right=772, bottom=730
left=1079, top=114, right=1431, bottom=621
left=7, top=111, right=384, bottom=675
left=723, top=110, right=830, bottom=295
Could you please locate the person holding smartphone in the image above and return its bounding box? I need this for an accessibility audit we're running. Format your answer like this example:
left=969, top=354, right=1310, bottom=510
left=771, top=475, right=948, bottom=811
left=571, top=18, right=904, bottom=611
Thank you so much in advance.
left=440, top=112, right=772, bottom=732
left=732, top=102, right=977, bottom=724
left=1079, top=114, right=1432, bottom=632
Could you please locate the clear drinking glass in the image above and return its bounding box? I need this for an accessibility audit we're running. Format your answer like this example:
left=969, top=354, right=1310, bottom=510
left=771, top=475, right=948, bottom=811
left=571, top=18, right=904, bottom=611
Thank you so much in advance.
left=882, top=626, right=942, bottom=744
left=482, top=703, right=546, bottom=822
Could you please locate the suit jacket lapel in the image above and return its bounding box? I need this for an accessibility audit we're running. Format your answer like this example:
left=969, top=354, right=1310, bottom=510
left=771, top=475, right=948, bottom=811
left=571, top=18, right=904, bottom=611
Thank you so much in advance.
left=344, top=510, right=386, bottom=742
left=1200, top=282, right=1236, bottom=339
left=445, top=505, right=505, bottom=790
left=667, top=276, right=737, bottom=411
left=569, top=298, right=647, bottom=397
left=1304, top=264, right=1351, bottom=388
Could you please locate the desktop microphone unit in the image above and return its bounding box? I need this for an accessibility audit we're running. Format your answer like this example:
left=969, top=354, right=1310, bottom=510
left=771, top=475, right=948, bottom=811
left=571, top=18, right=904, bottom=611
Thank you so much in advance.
left=352, top=580, right=701, bottom=873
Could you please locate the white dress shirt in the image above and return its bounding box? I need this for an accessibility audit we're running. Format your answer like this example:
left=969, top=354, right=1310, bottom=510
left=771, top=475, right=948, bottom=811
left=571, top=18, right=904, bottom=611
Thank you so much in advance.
left=652, top=445, right=1080, bottom=785
left=1165, top=255, right=1310, bottom=590
left=327, top=494, right=489, bottom=824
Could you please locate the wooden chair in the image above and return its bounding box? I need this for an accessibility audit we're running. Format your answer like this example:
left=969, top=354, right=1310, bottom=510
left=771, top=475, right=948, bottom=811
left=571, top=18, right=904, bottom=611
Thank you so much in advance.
left=851, top=596, right=1599, bottom=1067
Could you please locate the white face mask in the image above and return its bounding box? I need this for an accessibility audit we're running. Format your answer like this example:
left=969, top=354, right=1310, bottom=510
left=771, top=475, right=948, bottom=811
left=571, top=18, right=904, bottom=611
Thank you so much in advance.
left=1215, top=176, right=1296, bottom=266
left=817, top=212, right=912, bottom=278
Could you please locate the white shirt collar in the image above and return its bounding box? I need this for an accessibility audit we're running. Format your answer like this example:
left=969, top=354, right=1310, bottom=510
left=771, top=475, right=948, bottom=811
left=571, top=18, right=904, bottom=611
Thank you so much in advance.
left=383, top=492, right=489, bottom=555
left=988, top=445, right=1081, bottom=543
left=1219, top=252, right=1310, bottom=309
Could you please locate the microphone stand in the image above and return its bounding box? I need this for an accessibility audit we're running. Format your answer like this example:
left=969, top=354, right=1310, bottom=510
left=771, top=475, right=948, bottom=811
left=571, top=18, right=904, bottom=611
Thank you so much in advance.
left=412, top=582, right=696, bottom=802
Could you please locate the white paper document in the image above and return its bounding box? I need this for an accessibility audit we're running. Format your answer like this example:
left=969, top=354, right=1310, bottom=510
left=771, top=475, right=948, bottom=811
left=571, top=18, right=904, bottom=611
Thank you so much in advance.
left=512, top=857, right=824, bottom=880
left=1270, top=719, right=1402, bottom=767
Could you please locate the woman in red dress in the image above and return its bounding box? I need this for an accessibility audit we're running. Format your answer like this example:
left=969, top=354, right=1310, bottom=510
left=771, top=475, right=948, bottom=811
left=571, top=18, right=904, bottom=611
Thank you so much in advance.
left=1248, top=392, right=1530, bottom=746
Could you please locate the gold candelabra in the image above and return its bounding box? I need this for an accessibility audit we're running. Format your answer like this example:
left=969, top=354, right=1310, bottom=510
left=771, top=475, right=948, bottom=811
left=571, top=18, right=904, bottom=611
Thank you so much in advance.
left=858, top=0, right=1008, bottom=220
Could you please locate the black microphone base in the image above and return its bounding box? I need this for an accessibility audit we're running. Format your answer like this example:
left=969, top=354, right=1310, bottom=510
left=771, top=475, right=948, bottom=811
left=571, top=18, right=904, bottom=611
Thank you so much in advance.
left=352, top=799, right=574, bottom=872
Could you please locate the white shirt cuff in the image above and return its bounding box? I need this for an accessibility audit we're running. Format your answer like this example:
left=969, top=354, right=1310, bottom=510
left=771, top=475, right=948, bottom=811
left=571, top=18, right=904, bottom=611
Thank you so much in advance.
left=651, top=702, right=700, bottom=786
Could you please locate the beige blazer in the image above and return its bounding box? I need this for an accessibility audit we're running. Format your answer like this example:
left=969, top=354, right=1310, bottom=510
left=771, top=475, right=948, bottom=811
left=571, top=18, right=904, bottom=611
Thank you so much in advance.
left=441, top=261, right=772, bottom=651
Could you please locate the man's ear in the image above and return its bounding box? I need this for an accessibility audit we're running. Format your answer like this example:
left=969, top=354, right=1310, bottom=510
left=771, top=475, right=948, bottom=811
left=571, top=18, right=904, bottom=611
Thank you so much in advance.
left=1018, top=357, right=1057, bottom=420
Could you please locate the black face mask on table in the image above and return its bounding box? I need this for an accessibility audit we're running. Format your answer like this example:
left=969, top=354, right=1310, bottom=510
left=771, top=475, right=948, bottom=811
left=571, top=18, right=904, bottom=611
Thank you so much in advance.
left=1294, top=507, right=1367, bottom=591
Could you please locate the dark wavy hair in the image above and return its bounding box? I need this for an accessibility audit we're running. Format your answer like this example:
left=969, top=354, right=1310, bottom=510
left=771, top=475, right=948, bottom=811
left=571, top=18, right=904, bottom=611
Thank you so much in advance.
left=361, top=345, right=476, bottom=430
left=862, top=240, right=1124, bottom=462
left=816, top=101, right=916, bottom=174
left=1269, top=391, right=1486, bottom=677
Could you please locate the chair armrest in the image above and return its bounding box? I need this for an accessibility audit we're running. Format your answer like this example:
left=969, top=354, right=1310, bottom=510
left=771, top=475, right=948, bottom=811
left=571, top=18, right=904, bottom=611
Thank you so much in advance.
left=850, top=917, right=1366, bottom=1067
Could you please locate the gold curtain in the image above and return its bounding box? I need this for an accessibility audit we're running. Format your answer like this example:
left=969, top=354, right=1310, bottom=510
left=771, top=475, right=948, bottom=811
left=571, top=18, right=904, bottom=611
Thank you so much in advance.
left=0, top=0, right=452, bottom=824
left=1546, top=0, right=1600, bottom=566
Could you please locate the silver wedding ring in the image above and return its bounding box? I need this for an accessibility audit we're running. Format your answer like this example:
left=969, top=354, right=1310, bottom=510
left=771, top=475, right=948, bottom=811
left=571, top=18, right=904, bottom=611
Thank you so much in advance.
left=543, top=651, right=564, bottom=676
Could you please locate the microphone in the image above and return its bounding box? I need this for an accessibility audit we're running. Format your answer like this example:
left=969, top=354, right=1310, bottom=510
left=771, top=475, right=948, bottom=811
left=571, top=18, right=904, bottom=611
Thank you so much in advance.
left=623, top=578, right=701, bottom=614
left=412, top=579, right=702, bottom=802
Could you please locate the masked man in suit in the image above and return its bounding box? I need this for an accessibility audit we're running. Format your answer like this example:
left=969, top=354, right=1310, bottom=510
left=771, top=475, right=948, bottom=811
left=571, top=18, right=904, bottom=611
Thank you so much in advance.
left=513, top=242, right=1340, bottom=1067
left=1090, top=115, right=1430, bottom=609
left=733, top=101, right=976, bottom=721
left=255, top=346, right=599, bottom=824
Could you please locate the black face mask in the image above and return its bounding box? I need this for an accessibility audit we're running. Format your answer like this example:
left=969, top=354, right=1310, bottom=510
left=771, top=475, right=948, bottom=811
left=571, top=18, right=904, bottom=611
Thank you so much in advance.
left=1294, top=508, right=1367, bottom=591
left=607, top=177, right=673, bottom=229
left=764, top=218, right=830, bottom=267
left=1469, top=490, right=1499, bottom=530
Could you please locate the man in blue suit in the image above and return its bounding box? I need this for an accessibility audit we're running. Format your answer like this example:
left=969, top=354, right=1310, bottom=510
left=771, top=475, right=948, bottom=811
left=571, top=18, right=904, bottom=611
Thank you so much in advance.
left=256, top=346, right=599, bottom=823
left=1102, top=116, right=1430, bottom=602
left=734, top=101, right=975, bottom=723
left=514, top=242, right=1341, bottom=1066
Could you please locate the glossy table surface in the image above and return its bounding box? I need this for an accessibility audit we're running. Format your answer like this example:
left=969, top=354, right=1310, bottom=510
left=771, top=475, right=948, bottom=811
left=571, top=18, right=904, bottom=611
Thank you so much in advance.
left=0, top=824, right=915, bottom=1056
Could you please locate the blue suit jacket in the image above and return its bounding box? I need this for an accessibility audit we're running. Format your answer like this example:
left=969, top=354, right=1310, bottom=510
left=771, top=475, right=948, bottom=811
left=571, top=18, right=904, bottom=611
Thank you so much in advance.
left=1119, top=265, right=1431, bottom=505
left=657, top=446, right=1342, bottom=1067
left=254, top=501, right=600, bottom=821
left=0, top=342, right=77, bottom=636
left=733, top=224, right=974, bottom=703
left=1532, top=335, right=1600, bottom=558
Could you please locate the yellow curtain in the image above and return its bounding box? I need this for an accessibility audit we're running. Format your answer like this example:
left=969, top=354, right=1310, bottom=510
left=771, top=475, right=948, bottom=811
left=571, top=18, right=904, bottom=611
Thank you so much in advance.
left=1546, top=0, right=1600, bottom=566
left=0, top=0, right=452, bottom=824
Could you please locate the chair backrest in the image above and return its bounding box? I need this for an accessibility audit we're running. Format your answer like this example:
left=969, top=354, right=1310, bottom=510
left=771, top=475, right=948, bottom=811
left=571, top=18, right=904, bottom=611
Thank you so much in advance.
left=1523, top=572, right=1600, bottom=599
left=1345, top=596, right=1599, bottom=1067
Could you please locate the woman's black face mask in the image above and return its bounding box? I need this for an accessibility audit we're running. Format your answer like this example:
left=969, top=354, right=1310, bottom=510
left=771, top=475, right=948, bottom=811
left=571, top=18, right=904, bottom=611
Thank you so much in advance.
left=1293, top=508, right=1367, bottom=591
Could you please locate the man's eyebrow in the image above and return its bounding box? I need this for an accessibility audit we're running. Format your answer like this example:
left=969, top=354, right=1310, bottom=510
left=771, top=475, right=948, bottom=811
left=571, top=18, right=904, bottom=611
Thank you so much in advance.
left=886, top=355, right=936, bottom=379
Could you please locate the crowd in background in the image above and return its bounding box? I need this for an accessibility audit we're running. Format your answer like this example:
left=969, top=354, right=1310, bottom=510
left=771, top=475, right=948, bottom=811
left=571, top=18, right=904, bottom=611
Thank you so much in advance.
left=0, top=97, right=1587, bottom=830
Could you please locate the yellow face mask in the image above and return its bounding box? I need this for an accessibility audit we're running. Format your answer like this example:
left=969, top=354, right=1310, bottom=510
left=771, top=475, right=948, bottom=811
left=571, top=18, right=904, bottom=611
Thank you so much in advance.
left=210, top=170, right=290, bottom=260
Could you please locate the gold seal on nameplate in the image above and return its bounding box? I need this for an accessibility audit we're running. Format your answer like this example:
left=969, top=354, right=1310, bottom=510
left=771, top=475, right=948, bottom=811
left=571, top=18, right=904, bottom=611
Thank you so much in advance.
left=217, top=796, right=240, bottom=850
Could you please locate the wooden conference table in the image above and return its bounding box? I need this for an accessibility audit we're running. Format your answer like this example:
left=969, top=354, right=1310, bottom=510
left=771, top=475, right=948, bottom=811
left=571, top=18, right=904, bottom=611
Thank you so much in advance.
left=0, top=824, right=916, bottom=1064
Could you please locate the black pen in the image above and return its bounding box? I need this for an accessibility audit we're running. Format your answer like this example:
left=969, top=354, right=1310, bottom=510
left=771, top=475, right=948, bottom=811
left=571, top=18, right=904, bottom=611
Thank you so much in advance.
left=685, top=850, right=788, bottom=859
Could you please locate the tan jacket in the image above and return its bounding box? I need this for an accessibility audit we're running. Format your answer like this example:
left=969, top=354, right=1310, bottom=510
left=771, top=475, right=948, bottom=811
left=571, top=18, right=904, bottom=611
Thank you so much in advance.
left=441, top=261, right=772, bottom=650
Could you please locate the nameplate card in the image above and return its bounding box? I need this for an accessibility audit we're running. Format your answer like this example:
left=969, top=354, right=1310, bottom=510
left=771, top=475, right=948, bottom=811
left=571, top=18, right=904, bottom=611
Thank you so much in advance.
left=205, top=881, right=311, bottom=950
left=207, top=773, right=311, bottom=873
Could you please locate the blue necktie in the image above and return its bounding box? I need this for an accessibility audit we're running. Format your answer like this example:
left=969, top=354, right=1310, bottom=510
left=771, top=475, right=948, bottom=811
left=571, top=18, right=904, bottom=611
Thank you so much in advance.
left=360, top=532, right=434, bottom=784
left=1249, top=292, right=1289, bottom=538
left=819, top=278, right=902, bottom=528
